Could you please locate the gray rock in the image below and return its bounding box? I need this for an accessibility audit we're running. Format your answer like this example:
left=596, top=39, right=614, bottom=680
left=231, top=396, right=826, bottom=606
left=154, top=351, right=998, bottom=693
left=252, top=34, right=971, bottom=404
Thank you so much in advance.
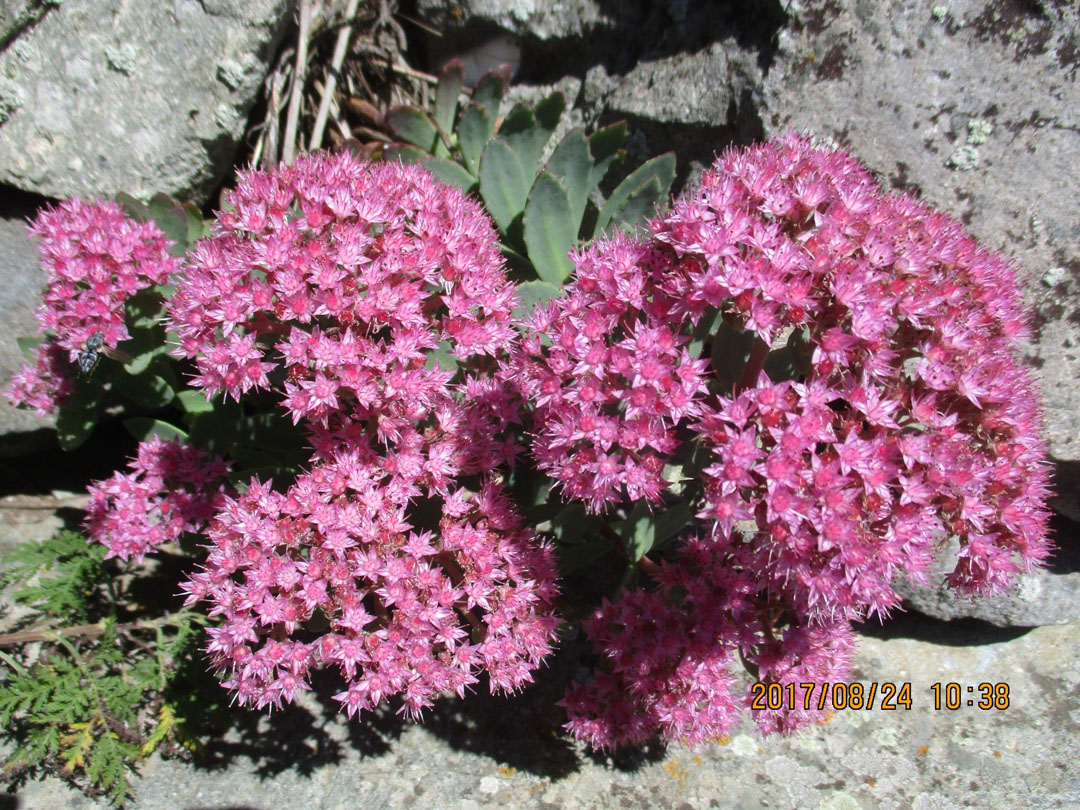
left=894, top=530, right=1080, bottom=627
left=0, top=0, right=289, bottom=204
left=0, top=207, right=51, bottom=438
left=418, top=0, right=610, bottom=41
left=758, top=0, right=1080, bottom=520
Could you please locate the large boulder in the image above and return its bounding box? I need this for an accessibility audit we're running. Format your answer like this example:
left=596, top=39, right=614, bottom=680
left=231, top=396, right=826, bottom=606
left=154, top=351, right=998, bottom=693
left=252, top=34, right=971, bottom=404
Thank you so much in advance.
left=0, top=0, right=289, bottom=204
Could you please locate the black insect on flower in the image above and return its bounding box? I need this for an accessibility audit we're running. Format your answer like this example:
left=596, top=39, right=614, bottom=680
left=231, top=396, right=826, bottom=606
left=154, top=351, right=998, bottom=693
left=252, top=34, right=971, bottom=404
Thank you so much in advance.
left=77, top=331, right=105, bottom=376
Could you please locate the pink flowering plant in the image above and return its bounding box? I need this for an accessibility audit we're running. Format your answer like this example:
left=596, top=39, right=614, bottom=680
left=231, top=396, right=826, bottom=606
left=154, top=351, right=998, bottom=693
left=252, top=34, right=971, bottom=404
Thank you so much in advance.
left=3, top=129, right=1052, bottom=775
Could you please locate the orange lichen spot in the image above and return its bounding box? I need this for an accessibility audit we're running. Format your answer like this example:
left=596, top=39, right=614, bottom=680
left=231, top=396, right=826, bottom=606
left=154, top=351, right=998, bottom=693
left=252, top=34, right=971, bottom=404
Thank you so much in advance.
left=916, top=745, right=930, bottom=756
left=993, top=751, right=1003, bottom=758
left=713, top=735, right=732, bottom=746
left=497, top=766, right=517, bottom=778
left=663, top=759, right=686, bottom=781
left=865, top=778, right=877, bottom=788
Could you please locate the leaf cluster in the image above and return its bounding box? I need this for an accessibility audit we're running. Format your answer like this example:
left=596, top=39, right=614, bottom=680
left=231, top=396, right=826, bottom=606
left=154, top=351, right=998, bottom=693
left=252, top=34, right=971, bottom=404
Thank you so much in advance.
left=384, top=60, right=676, bottom=305
left=0, top=532, right=213, bottom=806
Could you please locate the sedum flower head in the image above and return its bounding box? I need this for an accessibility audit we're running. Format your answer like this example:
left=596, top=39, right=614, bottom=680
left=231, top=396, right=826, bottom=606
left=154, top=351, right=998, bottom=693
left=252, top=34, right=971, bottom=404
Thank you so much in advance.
left=544, top=134, right=1052, bottom=747
left=85, top=436, right=232, bottom=563
left=168, top=153, right=518, bottom=425
left=5, top=199, right=177, bottom=413
left=182, top=455, right=559, bottom=720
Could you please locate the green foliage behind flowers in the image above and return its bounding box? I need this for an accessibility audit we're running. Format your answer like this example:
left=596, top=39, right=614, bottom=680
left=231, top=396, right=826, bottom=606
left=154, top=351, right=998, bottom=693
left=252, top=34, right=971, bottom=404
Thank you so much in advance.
left=385, top=60, right=676, bottom=291
left=0, top=531, right=213, bottom=806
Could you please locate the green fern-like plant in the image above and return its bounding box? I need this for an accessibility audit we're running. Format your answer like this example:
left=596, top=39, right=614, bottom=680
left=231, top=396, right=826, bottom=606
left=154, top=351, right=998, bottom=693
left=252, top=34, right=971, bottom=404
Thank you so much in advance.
left=0, top=531, right=212, bottom=806
left=384, top=60, right=676, bottom=306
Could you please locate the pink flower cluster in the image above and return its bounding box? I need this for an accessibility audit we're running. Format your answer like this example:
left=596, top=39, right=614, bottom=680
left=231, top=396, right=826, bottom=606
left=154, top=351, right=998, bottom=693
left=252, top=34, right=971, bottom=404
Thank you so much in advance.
left=527, top=134, right=1052, bottom=748
left=6, top=199, right=177, bottom=414
left=168, top=152, right=517, bottom=426
left=84, top=436, right=232, bottom=563
left=166, top=153, right=558, bottom=717
left=516, top=234, right=710, bottom=511
left=182, top=461, right=559, bottom=719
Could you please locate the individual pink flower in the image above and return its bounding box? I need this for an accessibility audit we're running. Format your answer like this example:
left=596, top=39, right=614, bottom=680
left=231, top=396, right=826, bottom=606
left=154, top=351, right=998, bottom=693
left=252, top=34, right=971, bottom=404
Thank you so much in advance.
left=85, top=436, right=232, bottom=563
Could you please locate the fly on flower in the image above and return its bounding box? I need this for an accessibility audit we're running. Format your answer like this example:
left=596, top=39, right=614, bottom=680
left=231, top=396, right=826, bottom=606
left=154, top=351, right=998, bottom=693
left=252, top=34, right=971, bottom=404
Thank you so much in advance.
left=76, top=331, right=133, bottom=377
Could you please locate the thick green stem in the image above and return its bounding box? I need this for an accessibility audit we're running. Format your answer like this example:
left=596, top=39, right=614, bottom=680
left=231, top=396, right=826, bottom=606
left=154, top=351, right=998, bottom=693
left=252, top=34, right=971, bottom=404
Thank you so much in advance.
left=737, top=336, right=772, bottom=393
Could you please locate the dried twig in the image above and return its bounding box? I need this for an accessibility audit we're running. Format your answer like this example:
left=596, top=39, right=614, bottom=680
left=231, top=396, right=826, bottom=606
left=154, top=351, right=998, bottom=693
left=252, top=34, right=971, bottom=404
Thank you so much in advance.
left=282, top=0, right=314, bottom=165
left=310, top=0, right=361, bottom=152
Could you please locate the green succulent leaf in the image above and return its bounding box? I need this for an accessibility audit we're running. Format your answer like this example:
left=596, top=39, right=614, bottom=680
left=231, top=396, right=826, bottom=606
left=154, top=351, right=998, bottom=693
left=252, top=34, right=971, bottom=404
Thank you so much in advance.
left=434, top=59, right=465, bottom=150
left=588, top=121, right=628, bottom=167
left=457, top=103, right=493, bottom=176
left=176, top=389, right=214, bottom=414
left=596, top=151, right=676, bottom=235
left=56, top=382, right=101, bottom=451
left=16, top=334, right=47, bottom=361
left=545, top=129, right=594, bottom=227
left=478, top=137, right=531, bottom=232
left=555, top=534, right=615, bottom=575
left=710, top=318, right=758, bottom=392
left=419, top=156, right=477, bottom=191
left=111, top=369, right=175, bottom=410
left=471, top=64, right=511, bottom=123
left=385, top=106, right=440, bottom=152
left=383, top=144, right=429, bottom=165
left=114, top=192, right=151, bottom=223
left=619, top=502, right=656, bottom=562
left=123, top=417, right=188, bottom=443
left=499, top=94, right=565, bottom=185
left=523, top=172, right=577, bottom=285
left=513, top=279, right=563, bottom=320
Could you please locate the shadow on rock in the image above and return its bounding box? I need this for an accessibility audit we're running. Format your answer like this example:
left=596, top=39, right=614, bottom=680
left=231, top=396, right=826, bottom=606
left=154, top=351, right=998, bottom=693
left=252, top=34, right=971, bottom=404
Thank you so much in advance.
left=858, top=612, right=1032, bottom=646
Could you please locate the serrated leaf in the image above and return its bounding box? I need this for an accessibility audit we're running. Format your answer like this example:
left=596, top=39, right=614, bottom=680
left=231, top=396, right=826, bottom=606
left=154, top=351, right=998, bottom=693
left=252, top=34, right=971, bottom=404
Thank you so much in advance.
left=478, top=138, right=531, bottom=232
left=114, top=191, right=151, bottom=223
left=420, top=157, right=477, bottom=191
left=596, top=152, right=676, bottom=235
left=385, top=106, right=439, bottom=152
left=425, top=340, right=459, bottom=374
left=471, top=64, right=511, bottom=122
left=457, top=103, right=492, bottom=176
left=550, top=504, right=606, bottom=546
left=605, top=176, right=663, bottom=233
left=523, top=172, right=576, bottom=285
left=512, top=280, right=563, bottom=320
left=499, top=241, right=536, bottom=282
left=654, top=501, right=693, bottom=549
left=764, top=327, right=813, bottom=383
left=711, top=318, right=758, bottom=392
left=434, top=59, right=465, bottom=144
left=545, top=129, right=593, bottom=227
left=501, top=94, right=564, bottom=185
left=588, top=121, right=627, bottom=166
left=16, top=334, right=47, bottom=361
left=123, top=417, right=188, bottom=443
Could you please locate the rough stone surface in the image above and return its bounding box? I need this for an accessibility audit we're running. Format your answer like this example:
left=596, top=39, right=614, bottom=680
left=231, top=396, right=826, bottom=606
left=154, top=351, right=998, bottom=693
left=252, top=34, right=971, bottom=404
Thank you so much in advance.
left=0, top=0, right=289, bottom=204
left=419, top=0, right=609, bottom=41
left=893, top=517, right=1080, bottom=626
left=0, top=205, right=50, bottom=439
